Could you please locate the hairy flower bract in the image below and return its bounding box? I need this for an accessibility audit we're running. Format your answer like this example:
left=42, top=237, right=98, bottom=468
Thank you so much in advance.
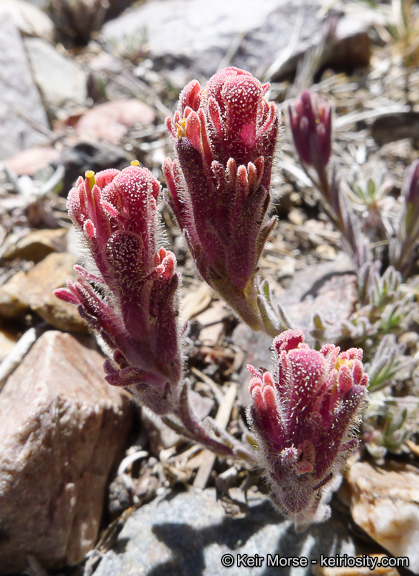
left=163, top=66, right=280, bottom=331
left=54, top=163, right=182, bottom=414
left=247, top=329, right=368, bottom=529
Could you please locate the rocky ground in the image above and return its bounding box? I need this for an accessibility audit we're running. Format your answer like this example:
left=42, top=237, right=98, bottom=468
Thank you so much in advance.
left=0, top=0, right=419, bottom=575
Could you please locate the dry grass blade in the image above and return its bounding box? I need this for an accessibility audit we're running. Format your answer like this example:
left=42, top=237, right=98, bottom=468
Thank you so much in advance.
left=181, top=283, right=213, bottom=321
left=0, top=327, right=42, bottom=390
left=191, top=366, right=225, bottom=405
left=193, top=382, right=238, bottom=489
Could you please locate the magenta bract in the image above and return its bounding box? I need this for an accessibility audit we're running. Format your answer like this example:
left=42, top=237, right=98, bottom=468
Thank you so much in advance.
left=247, top=329, right=368, bottom=528
left=392, top=159, right=419, bottom=276
left=289, top=90, right=332, bottom=171
left=54, top=164, right=182, bottom=414
left=402, top=159, right=419, bottom=206
left=401, top=159, right=419, bottom=241
left=163, top=67, right=279, bottom=326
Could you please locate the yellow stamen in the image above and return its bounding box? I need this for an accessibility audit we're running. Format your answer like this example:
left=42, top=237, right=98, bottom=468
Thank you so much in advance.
left=84, top=170, right=96, bottom=210
left=335, top=358, right=353, bottom=371
left=85, top=170, right=96, bottom=190
left=176, top=118, right=187, bottom=139
left=131, top=160, right=140, bottom=166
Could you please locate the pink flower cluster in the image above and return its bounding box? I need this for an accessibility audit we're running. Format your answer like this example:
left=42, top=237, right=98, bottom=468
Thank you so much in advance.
left=247, top=329, right=368, bottom=529
left=163, top=67, right=280, bottom=330
left=289, top=90, right=332, bottom=172
left=55, top=69, right=370, bottom=529
left=55, top=164, right=182, bottom=414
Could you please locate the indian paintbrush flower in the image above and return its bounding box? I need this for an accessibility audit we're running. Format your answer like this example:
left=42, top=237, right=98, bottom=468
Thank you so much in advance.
left=163, top=67, right=281, bottom=334
left=54, top=162, right=258, bottom=465
left=51, top=67, right=374, bottom=530
left=247, top=329, right=368, bottom=530
left=289, top=90, right=368, bottom=269
left=288, top=89, right=332, bottom=174
left=54, top=163, right=182, bottom=415
left=392, top=159, right=419, bottom=276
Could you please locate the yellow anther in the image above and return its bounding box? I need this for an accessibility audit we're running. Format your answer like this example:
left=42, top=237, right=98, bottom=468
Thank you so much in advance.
left=131, top=160, right=140, bottom=166
left=85, top=170, right=96, bottom=191
left=335, top=358, right=353, bottom=371
left=176, top=118, right=187, bottom=139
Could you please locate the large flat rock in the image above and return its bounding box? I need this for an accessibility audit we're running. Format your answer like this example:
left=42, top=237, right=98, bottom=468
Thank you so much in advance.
left=102, top=0, right=323, bottom=78
left=0, top=331, right=133, bottom=574
left=91, top=487, right=372, bottom=576
left=24, top=37, right=87, bottom=118
left=0, top=0, right=54, bottom=42
left=0, top=16, right=49, bottom=160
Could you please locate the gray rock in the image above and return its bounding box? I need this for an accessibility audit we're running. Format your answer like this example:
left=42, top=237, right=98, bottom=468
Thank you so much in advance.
left=0, top=16, right=49, bottom=161
left=91, top=488, right=368, bottom=576
left=266, top=12, right=372, bottom=81
left=22, top=0, right=48, bottom=8
left=232, top=326, right=273, bottom=409
left=0, top=0, right=54, bottom=42
left=102, top=0, right=324, bottom=79
left=0, top=331, right=133, bottom=574
left=278, top=254, right=358, bottom=340
left=233, top=255, right=358, bottom=407
left=24, top=37, right=87, bottom=118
